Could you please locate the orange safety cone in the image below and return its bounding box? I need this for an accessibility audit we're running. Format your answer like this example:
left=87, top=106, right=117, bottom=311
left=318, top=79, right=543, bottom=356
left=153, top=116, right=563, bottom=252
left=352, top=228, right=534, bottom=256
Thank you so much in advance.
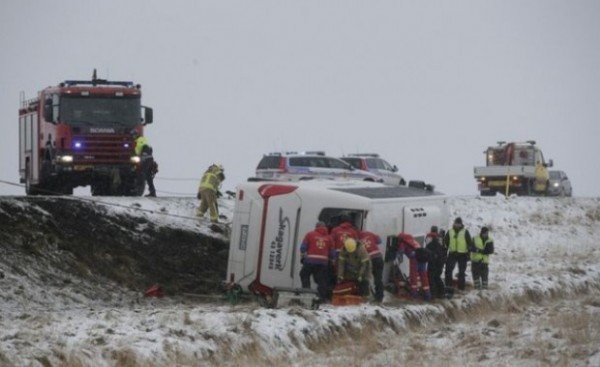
left=144, top=283, right=163, bottom=297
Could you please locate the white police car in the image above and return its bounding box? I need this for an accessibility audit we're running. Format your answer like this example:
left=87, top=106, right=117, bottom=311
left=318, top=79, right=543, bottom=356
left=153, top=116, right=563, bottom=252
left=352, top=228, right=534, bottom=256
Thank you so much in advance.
left=254, top=151, right=383, bottom=182
left=340, top=154, right=406, bottom=186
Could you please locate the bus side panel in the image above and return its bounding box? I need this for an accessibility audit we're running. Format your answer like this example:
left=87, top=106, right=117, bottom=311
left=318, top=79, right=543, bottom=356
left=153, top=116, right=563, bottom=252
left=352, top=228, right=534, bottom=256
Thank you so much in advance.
left=402, top=204, right=445, bottom=244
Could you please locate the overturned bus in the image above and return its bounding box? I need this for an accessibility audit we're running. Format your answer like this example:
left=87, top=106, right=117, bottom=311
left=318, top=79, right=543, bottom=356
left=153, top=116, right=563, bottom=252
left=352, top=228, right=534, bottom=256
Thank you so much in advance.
left=225, top=180, right=450, bottom=306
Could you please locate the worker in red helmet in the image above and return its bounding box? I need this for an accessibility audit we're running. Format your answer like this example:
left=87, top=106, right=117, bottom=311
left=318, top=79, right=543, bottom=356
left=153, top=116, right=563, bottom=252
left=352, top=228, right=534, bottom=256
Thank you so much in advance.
left=299, top=221, right=335, bottom=301
left=398, top=232, right=431, bottom=300
left=359, top=230, right=384, bottom=303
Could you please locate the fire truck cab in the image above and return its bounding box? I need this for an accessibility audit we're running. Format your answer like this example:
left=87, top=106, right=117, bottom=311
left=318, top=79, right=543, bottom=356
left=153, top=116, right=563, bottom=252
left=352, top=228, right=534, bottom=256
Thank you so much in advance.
left=18, top=71, right=153, bottom=196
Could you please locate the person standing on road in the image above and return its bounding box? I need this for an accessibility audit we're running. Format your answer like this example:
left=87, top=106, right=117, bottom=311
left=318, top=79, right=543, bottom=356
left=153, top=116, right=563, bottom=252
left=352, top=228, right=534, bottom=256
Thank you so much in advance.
left=470, top=226, right=494, bottom=290
left=425, top=226, right=447, bottom=299
left=299, top=221, right=335, bottom=301
left=197, top=164, right=225, bottom=223
left=444, top=217, right=473, bottom=298
left=359, top=230, right=384, bottom=303
left=131, top=130, right=156, bottom=197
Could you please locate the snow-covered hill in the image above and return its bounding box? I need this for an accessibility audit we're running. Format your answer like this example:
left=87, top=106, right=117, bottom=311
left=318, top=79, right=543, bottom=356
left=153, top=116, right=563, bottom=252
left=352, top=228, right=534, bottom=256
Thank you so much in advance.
left=1, top=195, right=599, bottom=367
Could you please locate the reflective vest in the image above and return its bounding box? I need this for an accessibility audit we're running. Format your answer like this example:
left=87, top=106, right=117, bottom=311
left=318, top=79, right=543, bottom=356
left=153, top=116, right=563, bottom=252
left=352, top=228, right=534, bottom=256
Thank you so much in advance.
left=337, top=243, right=370, bottom=280
left=448, top=228, right=468, bottom=254
left=134, top=136, right=150, bottom=155
left=471, top=235, right=492, bottom=264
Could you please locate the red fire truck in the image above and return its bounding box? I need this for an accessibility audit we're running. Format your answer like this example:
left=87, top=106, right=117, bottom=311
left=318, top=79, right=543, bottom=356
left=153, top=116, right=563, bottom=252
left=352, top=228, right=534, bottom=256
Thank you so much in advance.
left=18, top=71, right=153, bottom=196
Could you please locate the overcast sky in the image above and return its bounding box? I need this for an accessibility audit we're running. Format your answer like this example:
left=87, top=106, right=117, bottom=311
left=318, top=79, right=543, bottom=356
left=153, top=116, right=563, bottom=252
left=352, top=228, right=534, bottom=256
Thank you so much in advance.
left=1, top=1, right=599, bottom=197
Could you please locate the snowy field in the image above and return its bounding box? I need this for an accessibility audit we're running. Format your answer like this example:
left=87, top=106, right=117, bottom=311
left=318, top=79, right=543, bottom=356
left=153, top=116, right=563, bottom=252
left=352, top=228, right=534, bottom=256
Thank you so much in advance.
left=1, top=195, right=599, bottom=366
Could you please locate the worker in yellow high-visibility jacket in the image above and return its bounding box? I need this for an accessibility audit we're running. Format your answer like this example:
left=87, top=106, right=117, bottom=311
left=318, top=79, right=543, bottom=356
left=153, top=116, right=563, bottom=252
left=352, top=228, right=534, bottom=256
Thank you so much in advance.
left=197, top=164, right=225, bottom=223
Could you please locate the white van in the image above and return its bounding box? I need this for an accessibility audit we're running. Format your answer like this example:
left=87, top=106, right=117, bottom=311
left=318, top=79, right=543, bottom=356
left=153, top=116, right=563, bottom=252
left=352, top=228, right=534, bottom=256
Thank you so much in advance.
left=225, top=180, right=449, bottom=305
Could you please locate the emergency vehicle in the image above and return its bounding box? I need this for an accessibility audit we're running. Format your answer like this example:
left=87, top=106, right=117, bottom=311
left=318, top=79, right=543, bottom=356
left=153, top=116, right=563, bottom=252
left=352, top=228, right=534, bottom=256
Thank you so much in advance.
left=473, top=140, right=553, bottom=196
left=340, top=153, right=406, bottom=186
left=18, top=70, right=153, bottom=196
left=225, top=180, right=449, bottom=307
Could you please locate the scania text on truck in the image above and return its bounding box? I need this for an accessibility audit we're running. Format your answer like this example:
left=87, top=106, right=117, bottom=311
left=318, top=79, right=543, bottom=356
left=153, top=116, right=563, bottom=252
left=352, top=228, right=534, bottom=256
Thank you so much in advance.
left=18, top=70, right=153, bottom=196
left=473, top=140, right=553, bottom=196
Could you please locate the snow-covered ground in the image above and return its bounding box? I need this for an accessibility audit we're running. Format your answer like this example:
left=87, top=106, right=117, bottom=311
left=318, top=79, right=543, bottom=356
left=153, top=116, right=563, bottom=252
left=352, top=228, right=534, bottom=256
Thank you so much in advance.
left=1, top=195, right=599, bottom=367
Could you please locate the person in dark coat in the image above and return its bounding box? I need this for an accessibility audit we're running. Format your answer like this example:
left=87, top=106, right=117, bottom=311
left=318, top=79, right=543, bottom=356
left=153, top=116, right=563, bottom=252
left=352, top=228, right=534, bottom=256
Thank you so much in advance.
left=131, top=130, right=156, bottom=197
left=444, top=217, right=473, bottom=298
left=425, top=226, right=447, bottom=299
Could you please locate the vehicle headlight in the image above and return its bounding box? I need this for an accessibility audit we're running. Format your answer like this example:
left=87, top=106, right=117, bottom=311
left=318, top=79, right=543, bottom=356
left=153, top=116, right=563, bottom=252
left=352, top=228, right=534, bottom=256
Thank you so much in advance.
left=553, top=182, right=559, bottom=187
left=130, top=156, right=141, bottom=164
left=58, top=155, right=73, bottom=163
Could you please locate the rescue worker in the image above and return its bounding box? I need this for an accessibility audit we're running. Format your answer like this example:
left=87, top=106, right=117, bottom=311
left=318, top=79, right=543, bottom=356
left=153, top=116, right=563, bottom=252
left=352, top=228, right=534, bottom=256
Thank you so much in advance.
left=359, top=230, right=384, bottom=303
left=398, top=232, right=431, bottom=300
left=534, top=160, right=549, bottom=195
left=197, top=164, right=225, bottom=223
left=470, top=226, right=494, bottom=290
left=330, top=214, right=359, bottom=254
left=425, top=226, right=447, bottom=299
left=299, top=221, right=335, bottom=301
left=337, top=238, right=370, bottom=297
left=444, top=217, right=473, bottom=298
left=131, top=130, right=156, bottom=197
left=329, top=213, right=359, bottom=290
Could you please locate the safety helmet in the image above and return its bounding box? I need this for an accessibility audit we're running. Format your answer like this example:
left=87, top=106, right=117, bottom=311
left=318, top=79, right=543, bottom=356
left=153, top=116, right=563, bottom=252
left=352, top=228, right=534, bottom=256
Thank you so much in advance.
left=344, top=238, right=357, bottom=253
left=210, top=164, right=224, bottom=172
